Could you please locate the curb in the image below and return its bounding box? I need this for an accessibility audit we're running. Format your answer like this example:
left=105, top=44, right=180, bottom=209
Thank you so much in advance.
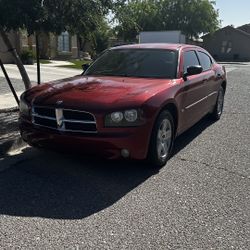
left=8, top=136, right=27, bottom=153
left=0, top=106, right=19, bottom=114
left=0, top=108, right=27, bottom=158
left=0, top=135, right=27, bottom=158
left=218, top=62, right=250, bottom=65
left=0, top=141, right=29, bottom=173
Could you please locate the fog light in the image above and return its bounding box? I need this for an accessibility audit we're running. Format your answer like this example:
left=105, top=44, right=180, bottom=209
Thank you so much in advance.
left=111, top=112, right=123, bottom=123
left=121, top=149, right=130, bottom=158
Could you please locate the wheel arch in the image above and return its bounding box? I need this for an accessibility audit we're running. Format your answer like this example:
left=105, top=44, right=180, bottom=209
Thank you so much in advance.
left=156, top=102, right=179, bottom=137
left=221, top=80, right=227, bottom=92
left=147, top=102, right=178, bottom=166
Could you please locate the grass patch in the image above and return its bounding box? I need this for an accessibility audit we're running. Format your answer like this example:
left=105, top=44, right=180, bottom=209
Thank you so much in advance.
left=59, top=60, right=91, bottom=69
left=40, top=59, right=52, bottom=64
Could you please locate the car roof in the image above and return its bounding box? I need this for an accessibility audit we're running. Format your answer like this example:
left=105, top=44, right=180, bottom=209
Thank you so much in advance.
left=110, top=43, right=202, bottom=51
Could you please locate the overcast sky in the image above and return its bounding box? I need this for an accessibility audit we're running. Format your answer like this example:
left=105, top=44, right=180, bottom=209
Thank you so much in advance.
left=215, top=0, right=250, bottom=27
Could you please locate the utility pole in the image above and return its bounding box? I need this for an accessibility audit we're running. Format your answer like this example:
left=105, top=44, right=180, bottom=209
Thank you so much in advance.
left=36, top=33, right=41, bottom=85
left=35, top=0, right=45, bottom=85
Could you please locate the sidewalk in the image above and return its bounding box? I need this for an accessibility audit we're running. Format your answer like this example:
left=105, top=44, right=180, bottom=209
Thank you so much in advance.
left=0, top=61, right=82, bottom=110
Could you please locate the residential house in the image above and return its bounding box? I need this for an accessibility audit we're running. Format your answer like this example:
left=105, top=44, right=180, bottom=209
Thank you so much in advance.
left=202, top=24, right=250, bottom=61
left=0, top=30, right=79, bottom=63
left=238, top=23, right=250, bottom=34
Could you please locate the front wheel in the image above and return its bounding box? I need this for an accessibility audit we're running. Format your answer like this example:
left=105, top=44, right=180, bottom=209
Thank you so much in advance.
left=148, top=110, right=175, bottom=167
left=211, top=86, right=225, bottom=120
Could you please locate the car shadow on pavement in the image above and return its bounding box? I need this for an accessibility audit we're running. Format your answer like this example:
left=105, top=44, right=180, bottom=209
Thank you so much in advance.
left=173, top=116, right=215, bottom=156
left=0, top=148, right=159, bottom=220
left=0, top=116, right=215, bottom=220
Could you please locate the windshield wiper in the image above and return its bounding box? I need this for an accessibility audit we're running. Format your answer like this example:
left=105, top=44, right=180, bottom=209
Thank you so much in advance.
left=86, top=69, right=114, bottom=75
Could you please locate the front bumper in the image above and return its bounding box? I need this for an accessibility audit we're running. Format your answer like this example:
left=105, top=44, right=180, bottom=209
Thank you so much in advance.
left=19, top=117, right=152, bottom=160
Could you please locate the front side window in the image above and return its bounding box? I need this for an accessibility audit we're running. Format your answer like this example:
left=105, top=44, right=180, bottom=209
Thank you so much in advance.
left=183, top=51, right=200, bottom=73
left=85, top=49, right=178, bottom=79
left=197, top=51, right=212, bottom=71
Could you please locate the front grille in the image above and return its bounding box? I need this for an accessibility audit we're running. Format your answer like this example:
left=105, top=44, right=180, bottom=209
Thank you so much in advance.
left=63, top=110, right=93, bottom=121
left=34, top=116, right=57, bottom=129
left=32, top=106, right=97, bottom=134
left=64, top=122, right=96, bottom=131
left=34, top=107, right=56, bottom=118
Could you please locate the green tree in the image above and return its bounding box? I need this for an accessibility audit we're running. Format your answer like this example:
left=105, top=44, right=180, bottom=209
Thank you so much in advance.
left=0, top=0, right=112, bottom=89
left=159, top=0, right=220, bottom=38
left=114, top=0, right=159, bottom=41
left=114, top=0, right=220, bottom=42
left=91, top=18, right=113, bottom=55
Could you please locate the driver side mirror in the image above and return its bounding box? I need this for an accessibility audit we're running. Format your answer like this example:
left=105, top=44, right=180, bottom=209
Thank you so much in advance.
left=183, top=65, right=203, bottom=81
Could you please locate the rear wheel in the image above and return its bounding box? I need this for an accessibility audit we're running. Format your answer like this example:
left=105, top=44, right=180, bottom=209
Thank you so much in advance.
left=148, top=110, right=175, bottom=167
left=211, top=86, right=225, bottom=120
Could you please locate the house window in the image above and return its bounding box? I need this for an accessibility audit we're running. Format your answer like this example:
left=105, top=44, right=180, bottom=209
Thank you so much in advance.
left=221, top=40, right=232, bottom=54
left=58, top=32, right=70, bottom=52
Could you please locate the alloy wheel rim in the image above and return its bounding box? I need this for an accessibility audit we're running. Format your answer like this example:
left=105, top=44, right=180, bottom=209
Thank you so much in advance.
left=157, top=119, right=172, bottom=161
left=217, top=90, right=224, bottom=116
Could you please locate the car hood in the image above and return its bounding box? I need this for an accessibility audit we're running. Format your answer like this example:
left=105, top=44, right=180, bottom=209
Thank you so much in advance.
left=25, top=75, right=175, bottom=111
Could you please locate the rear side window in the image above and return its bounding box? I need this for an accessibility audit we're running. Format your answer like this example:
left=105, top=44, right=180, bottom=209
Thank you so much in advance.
left=197, top=51, right=212, bottom=71
left=183, top=51, right=200, bottom=72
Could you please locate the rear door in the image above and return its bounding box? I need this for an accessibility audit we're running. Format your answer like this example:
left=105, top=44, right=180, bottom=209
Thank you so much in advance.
left=196, top=51, right=219, bottom=111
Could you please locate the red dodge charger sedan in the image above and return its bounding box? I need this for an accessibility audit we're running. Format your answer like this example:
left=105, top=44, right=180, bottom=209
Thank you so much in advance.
left=19, top=44, right=226, bottom=167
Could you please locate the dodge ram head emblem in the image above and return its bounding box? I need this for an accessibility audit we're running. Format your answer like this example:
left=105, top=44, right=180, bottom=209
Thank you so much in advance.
left=56, top=100, right=63, bottom=105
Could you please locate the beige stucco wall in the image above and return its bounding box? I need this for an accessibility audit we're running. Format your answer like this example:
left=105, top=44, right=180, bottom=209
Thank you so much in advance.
left=203, top=27, right=250, bottom=61
left=48, top=33, right=57, bottom=59
left=71, top=35, right=78, bottom=58
left=0, top=31, right=20, bottom=63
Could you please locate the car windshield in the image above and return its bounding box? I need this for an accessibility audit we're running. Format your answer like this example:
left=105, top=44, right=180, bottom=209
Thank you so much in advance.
left=85, top=49, right=178, bottom=79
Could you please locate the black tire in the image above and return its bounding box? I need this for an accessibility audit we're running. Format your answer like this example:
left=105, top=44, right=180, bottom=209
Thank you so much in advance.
left=148, top=110, right=175, bottom=167
left=211, top=86, right=225, bottom=121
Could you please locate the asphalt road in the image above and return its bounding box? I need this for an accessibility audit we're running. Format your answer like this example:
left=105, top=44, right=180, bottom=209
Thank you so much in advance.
left=0, top=64, right=249, bottom=249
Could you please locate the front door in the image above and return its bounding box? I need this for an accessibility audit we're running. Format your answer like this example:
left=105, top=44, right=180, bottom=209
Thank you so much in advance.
left=179, top=50, right=210, bottom=131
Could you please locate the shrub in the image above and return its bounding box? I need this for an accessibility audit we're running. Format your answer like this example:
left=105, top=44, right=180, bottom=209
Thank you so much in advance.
left=20, top=49, right=34, bottom=65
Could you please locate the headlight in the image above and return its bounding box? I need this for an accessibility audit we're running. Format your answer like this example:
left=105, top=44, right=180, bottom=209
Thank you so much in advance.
left=105, top=109, right=144, bottom=127
left=19, top=98, right=30, bottom=116
left=124, top=109, right=138, bottom=122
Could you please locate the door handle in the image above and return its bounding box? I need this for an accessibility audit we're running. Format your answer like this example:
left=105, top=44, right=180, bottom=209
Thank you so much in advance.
left=202, top=78, right=208, bottom=83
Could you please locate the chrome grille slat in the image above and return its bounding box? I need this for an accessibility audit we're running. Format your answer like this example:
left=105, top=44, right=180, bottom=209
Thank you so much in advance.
left=33, top=114, right=57, bottom=121
left=63, top=119, right=96, bottom=124
left=32, top=124, right=97, bottom=134
left=32, top=106, right=97, bottom=134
